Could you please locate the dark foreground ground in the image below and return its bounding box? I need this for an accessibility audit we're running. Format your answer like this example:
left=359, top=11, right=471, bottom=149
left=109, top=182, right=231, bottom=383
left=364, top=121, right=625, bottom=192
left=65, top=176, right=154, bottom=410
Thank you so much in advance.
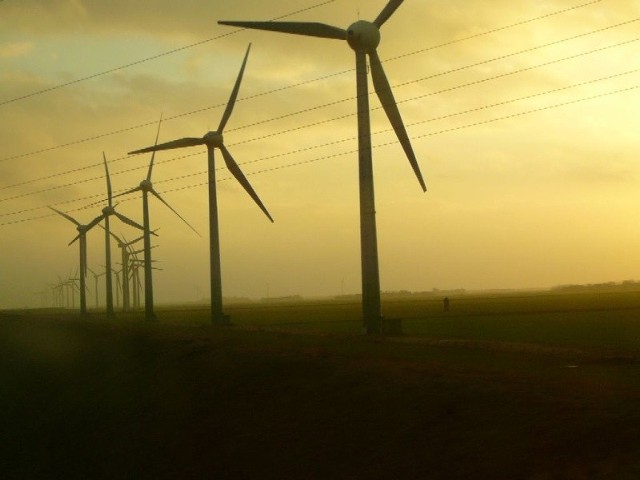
left=2, top=311, right=639, bottom=479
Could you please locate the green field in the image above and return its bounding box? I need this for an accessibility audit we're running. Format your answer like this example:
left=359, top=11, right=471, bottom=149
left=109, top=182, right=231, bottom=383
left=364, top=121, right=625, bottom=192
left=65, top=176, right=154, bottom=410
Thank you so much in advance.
left=2, top=290, right=640, bottom=479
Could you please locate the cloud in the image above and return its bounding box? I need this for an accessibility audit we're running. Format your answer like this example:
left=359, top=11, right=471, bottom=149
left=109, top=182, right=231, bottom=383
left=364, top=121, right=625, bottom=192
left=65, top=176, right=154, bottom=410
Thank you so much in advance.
left=0, top=42, right=33, bottom=58
left=3, top=0, right=640, bottom=308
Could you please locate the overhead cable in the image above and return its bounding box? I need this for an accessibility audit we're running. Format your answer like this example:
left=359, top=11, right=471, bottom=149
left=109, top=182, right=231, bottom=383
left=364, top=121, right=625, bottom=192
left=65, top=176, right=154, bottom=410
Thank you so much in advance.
left=0, top=0, right=337, bottom=107
left=0, top=0, right=612, bottom=166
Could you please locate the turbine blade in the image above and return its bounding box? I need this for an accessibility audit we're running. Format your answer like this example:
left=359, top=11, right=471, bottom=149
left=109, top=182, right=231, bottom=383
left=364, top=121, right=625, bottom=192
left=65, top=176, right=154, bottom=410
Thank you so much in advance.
left=113, top=211, right=145, bottom=231
left=218, top=44, right=251, bottom=133
left=49, top=206, right=80, bottom=226
left=103, top=153, right=113, bottom=207
left=150, top=188, right=201, bottom=237
left=219, top=144, right=274, bottom=223
left=85, top=213, right=105, bottom=232
left=125, top=233, right=146, bottom=246
left=68, top=234, right=81, bottom=246
left=113, top=186, right=142, bottom=199
left=218, top=21, right=347, bottom=40
left=374, top=0, right=404, bottom=28
left=99, top=223, right=124, bottom=245
left=369, top=50, right=427, bottom=192
left=129, top=137, right=205, bottom=155
left=147, top=113, right=164, bottom=181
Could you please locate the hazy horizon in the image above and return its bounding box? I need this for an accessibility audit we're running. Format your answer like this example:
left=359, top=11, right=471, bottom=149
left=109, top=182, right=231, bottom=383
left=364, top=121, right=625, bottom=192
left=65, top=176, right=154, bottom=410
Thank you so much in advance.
left=2, top=0, right=640, bottom=309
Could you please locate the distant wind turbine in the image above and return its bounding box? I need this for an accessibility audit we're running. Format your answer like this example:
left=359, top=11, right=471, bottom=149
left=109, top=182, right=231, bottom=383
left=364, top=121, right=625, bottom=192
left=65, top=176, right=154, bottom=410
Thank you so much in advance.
left=66, top=272, right=81, bottom=310
left=104, top=229, right=153, bottom=312
left=129, top=44, right=273, bottom=324
left=113, top=268, right=122, bottom=308
left=88, top=267, right=106, bottom=309
left=128, top=253, right=162, bottom=311
left=117, top=115, right=199, bottom=322
left=219, top=0, right=427, bottom=333
left=49, top=207, right=102, bottom=316
left=94, top=154, right=145, bottom=318
left=49, top=281, right=64, bottom=308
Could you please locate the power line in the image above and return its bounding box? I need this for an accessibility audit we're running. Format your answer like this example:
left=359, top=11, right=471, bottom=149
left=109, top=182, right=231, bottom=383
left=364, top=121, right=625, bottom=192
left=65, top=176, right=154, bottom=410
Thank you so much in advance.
left=3, top=76, right=637, bottom=227
left=413, top=85, right=640, bottom=143
left=155, top=84, right=640, bottom=196
left=0, top=0, right=337, bottom=108
left=385, top=0, right=606, bottom=64
left=2, top=2, right=636, bottom=221
left=0, top=67, right=352, bottom=167
left=0, top=0, right=611, bottom=167
left=2, top=34, right=638, bottom=208
left=3, top=22, right=637, bottom=203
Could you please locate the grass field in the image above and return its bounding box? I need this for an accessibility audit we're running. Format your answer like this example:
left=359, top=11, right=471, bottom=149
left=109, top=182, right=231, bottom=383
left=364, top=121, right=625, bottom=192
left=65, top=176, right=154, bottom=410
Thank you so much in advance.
left=2, top=290, right=640, bottom=479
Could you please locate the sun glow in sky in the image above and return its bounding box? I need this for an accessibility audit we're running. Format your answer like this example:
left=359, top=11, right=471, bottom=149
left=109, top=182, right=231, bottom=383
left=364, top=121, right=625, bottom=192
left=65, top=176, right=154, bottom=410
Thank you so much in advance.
left=1, top=0, right=640, bottom=309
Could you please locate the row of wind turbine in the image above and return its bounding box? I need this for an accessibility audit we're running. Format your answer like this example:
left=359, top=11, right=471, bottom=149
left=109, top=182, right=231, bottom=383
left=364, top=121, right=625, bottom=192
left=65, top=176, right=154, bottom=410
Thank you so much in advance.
left=129, top=43, right=273, bottom=325
left=49, top=1, right=424, bottom=333
left=117, top=115, right=199, bottom=321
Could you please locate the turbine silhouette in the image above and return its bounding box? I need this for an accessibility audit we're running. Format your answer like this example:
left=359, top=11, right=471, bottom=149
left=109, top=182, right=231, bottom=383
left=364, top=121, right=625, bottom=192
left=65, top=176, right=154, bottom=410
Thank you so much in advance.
left=219, top=0, right=426, bottom=333
left=117, top=115, right=199, bottom=322
left=93, top=154, right=145, bottom=318
left=102, top=228, right=148, bottom=312
left=87, top=267, right=106, bottom=309
left=49, top=207, right=102, bottom=316
left=128, top=44, right=273, bottom=324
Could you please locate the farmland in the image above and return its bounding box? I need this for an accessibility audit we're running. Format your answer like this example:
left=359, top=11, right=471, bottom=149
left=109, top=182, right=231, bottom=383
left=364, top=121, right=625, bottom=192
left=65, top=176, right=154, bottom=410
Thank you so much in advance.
left=2, top=290, right=640, bottom=479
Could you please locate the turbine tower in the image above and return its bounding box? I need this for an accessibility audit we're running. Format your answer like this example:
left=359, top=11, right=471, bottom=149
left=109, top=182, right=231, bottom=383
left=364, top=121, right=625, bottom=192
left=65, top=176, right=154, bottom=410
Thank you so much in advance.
left=88, top=267, right=106, bottom=309
left=104, top=230, right=150, bottom=312
left=219, top=0, right=426, bottom=334
left=117, top=116, right=199, bottom=322
left=94, top=154, right=145, bottom=318
left=128, top=44, right=273, bottom=324
left=49, top=207, right=102, bottom=317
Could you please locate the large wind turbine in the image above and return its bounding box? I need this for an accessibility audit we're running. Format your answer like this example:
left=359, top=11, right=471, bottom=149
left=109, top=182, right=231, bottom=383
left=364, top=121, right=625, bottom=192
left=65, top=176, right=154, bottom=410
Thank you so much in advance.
left=219, top=0, right=426, bottom=334
left=128, top=44, right=273, bottom=324
left=49, top=207, right=102, bottom=316
left=117, top=116, right=199, bottom=322
left=94, top=154, right=145, bottom=318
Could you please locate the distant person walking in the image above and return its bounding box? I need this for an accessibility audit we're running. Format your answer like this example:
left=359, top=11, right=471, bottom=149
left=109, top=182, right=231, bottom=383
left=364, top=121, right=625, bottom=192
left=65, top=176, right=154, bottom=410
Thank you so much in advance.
left=443, top=296, right=450, bottom=312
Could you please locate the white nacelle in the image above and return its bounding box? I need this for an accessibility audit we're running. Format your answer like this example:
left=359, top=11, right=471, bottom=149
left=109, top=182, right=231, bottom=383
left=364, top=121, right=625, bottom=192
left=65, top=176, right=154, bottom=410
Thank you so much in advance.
left=347, top=20, right=381, bottom=52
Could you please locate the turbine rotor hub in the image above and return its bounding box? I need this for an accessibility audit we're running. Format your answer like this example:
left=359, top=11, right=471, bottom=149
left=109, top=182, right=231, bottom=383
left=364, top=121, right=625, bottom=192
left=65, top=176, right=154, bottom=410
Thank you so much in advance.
left=140, top=179, right=152, bottom=192
left=347, top=20, right=380, bottom=52
left=204, top=131, right=224, bottom=148
left=102, top=206, right=115, bottom=216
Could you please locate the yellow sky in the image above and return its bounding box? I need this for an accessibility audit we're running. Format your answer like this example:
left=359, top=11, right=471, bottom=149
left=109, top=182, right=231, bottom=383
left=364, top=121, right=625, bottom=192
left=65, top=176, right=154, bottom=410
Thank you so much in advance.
left=1, top=0, right=639, bottom=308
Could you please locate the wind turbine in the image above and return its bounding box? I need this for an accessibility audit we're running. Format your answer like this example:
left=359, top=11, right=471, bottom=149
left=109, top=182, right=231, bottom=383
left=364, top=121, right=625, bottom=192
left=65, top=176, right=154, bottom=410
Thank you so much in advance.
left=88, top=267, right=106, bottom=309
left=49, top=207, right=102, bottom=317
left=113, top=268, right=122, bottom=308
left=219, top=0, right=427, bottom=334
left=67, top=274, right=81, bottom=310
left=49, top=281, right=64, bottom=308
left=117, top=116, right=199, bottom=322
left=104, top=230, right=152, bottom=312
left=94, top=154, right=145, bottom=318
left=128, top=252, right=162, bottom=311
left=128, top=44, right=273, bottom=324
